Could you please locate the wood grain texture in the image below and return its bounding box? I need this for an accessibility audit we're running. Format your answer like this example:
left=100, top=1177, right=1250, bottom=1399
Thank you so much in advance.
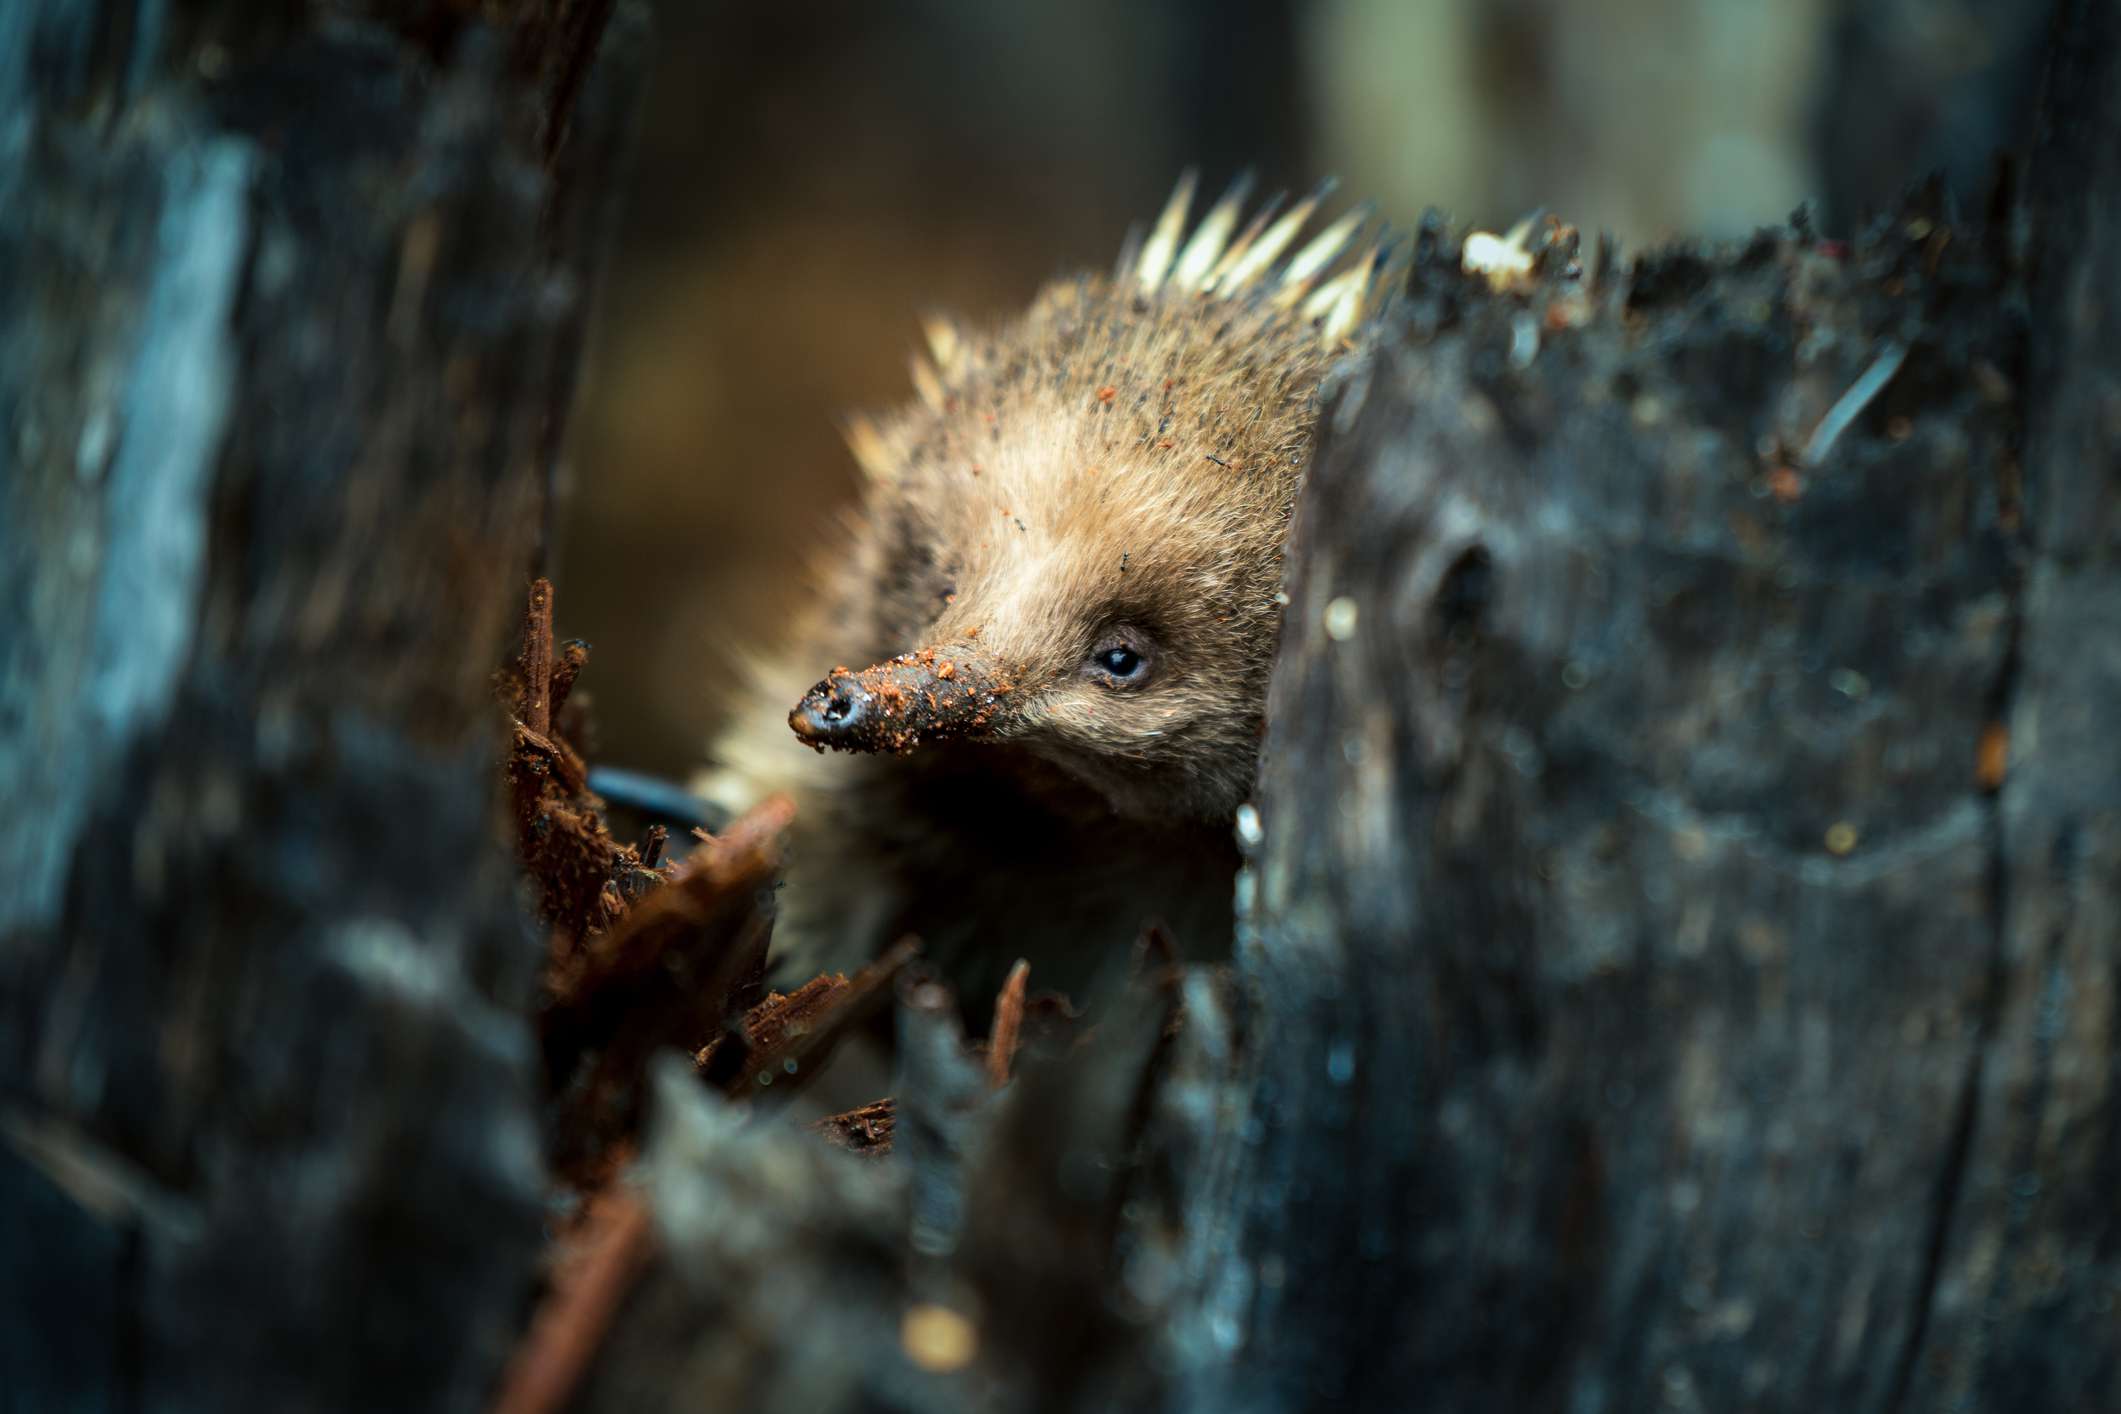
left=1909, top=0, right=2121, bottom=1404
left=0, top=4, right=638, bottom=1409
left=1182, top=199, right=2030, bottom=1410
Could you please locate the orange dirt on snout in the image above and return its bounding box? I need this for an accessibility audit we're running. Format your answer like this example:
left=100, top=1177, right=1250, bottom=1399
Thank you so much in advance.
left=790, top=647, right=1016, bottom=756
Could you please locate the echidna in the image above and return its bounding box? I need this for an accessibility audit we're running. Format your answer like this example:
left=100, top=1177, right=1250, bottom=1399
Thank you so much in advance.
left=704, top=173, right=1399, bottom=997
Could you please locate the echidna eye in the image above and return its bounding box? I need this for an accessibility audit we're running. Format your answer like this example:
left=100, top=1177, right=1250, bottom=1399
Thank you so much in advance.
left=1083, top=630, right=1156, bottom=689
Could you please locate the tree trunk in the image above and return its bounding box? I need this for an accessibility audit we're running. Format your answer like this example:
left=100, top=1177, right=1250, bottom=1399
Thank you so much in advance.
left=8, top=3, right=2119, bottom=1412
left=0, top=3, right=639, bottom=1409
left=1914, top=0, right=2121, bottom=1402
left=1173, top=3, right=2119, bottom=1410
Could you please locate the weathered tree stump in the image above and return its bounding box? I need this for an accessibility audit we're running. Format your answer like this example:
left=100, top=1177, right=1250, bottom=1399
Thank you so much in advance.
left=0, top=3, right=639, bottom=1408
left=1913, top=0, right=2121, bottom=1402
left=1170, top=4, right=2119, bottom=1410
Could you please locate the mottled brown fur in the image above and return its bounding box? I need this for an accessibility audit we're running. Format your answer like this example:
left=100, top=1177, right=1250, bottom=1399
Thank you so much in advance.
left=703, top=196, right=1384, bottom=995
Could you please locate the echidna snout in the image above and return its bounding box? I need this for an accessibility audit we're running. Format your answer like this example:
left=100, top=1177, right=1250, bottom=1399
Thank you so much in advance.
left=787, top=643, right=1009, bottom=754
left=788, top=673, right=873, bottom=743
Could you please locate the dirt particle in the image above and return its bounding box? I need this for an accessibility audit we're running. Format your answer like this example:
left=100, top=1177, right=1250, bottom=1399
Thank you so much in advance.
left=1976, top=722, right=2009, bottom=791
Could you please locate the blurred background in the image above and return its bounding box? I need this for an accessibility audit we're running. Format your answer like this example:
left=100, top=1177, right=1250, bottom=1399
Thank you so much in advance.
left=557, top=0, right=2048, bottom=778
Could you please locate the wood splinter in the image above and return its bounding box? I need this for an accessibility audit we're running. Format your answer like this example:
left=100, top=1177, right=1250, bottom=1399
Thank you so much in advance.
left=986, top=958, right=1030, bottom=1089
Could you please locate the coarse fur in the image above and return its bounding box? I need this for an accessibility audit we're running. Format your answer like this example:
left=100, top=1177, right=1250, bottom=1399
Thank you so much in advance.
left=701, top=174, right=1396, bottom=998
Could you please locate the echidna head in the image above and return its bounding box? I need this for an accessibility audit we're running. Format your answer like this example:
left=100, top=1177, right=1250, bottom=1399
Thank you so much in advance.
left=789, top=444, right=1292, bottom=821
left=788, top=171, right=1395, bottom=822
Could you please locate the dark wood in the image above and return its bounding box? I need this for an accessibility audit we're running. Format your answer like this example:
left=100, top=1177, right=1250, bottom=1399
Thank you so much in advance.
left=1909, top=0, right=2121, bottom=1404
left=1810, top=0, right=2050, bottom=235
left=564, top=963, right=1174, bottom=1414
left=0, top=3, right=637, bottom=1409
left=1166, top=12, right=2121, bottom=1412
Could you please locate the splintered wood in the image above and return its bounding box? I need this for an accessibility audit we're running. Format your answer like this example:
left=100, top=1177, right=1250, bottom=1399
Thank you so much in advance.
left=505, top=577, right=798, bottom=1186
left=495, top=577, right=1160, bottom=1409
left=985, top=958, right=1030, bottom=1089
left=489, top=1188, right=656, bottom=1414
left=812, top=1098, right=897, bottom=1156
left=505, top=577, right=668, bottom=950
left=693, top=937, right=921, bottom=1094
